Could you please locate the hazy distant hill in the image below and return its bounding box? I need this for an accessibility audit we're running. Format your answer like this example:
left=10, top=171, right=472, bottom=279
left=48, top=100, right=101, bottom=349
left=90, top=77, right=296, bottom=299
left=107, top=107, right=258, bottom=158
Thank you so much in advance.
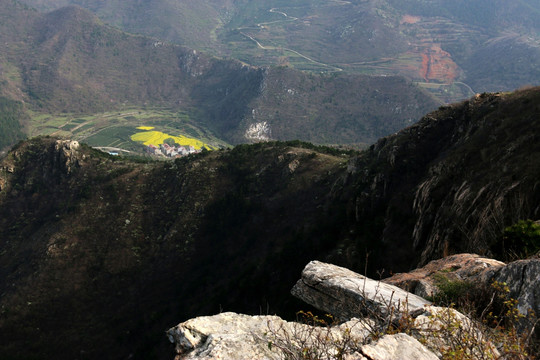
left=21, top=0, right=229, bottom=50
left=0, top=0, right=438, bottom=150
left=22, top=0, right=540, bottom=103
left=389, top=0, right=540, bottom=31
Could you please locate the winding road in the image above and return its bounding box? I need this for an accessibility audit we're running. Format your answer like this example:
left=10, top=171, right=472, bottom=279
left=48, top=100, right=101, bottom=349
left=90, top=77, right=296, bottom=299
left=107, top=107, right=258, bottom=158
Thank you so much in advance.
left=237, top=2, right=477, bottom=99
left=94, top=147, right=132, bottom=154
left=239, top=7, right=343, bottom=72
left=454, top=82, right=476, bottom=96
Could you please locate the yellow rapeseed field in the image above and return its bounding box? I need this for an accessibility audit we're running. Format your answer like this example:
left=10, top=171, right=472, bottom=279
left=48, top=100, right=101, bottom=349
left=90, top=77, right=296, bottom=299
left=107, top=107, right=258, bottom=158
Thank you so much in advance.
left=136, top=126, right=155, bottom=130
left=131, top=130, right=210, bottom=150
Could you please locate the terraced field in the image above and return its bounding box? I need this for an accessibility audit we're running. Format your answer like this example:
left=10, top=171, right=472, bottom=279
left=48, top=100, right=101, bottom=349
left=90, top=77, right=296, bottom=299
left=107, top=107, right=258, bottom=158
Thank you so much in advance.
left=26, top=108, right=230, bottom=154
left=18, top=0, right=540, bottom=106
left=218, top=3, right=482, bottom=103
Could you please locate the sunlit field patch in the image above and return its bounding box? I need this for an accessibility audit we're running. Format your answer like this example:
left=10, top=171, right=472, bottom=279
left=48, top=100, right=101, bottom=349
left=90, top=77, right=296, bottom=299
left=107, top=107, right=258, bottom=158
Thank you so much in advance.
left=131, top=130, right=210, bottom=150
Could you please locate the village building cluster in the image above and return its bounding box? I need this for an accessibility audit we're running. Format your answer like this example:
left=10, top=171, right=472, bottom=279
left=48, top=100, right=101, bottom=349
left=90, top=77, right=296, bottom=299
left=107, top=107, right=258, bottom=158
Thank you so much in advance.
left=146, top=143, right=201, bottom=158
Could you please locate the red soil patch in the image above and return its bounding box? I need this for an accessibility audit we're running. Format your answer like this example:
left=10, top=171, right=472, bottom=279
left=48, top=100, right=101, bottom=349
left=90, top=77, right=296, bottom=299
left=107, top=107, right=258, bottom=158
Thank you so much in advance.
left=419, top=45, right=459, bottom=83
left=421, top=53, right=430, bottom=81
left=401, top=15, right=421, bottom=25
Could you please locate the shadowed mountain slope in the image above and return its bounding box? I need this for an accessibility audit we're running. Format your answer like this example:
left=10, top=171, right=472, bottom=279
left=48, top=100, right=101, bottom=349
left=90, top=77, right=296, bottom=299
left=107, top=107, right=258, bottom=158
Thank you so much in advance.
left=0, top=88, right=539, bottom=358
left=347, top=89, right=540, bottom=268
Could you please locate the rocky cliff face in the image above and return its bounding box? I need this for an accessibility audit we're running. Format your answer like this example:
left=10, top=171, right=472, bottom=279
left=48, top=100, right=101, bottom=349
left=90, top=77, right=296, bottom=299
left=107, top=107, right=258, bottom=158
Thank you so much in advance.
left=494, top=259, right=540, bottom=325
left=341, top=89, right=540, bottom=269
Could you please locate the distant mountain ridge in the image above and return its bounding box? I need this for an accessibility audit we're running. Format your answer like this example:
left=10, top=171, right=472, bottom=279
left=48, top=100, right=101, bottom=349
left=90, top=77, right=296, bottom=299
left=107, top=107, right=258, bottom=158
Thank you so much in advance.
left=20, top=0, right=540, bottom=102
left=0, top=88, right=539, bottom=358
left=0, top=0, right=438, bottom=150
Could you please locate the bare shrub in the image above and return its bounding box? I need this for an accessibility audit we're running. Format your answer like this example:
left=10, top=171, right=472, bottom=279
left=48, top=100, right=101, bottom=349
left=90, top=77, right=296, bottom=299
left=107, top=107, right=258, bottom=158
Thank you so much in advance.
left=264, top=311, right=365, bottom=360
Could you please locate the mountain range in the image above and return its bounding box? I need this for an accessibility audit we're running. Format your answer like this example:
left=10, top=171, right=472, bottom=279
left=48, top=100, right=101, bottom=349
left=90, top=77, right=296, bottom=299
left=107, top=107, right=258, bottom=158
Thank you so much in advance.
left=19, top=0, right=540, bottom=102
left=3, top=0, right=539, bottom=153
left=0, top=0, right=438, bottom=152
left=0, top=87, right=539, bottom=358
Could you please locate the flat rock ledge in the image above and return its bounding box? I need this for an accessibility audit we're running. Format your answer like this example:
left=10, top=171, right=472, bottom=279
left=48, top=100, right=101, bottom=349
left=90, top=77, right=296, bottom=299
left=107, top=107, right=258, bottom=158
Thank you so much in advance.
left=167, top=312, right=438, bottom=360
left=291, top=260, right=432, bottom=320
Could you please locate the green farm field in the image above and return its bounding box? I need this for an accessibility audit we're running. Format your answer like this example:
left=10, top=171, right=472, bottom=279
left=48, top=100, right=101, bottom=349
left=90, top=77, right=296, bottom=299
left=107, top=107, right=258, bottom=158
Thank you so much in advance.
left=26, top=108, right=230, bottom=154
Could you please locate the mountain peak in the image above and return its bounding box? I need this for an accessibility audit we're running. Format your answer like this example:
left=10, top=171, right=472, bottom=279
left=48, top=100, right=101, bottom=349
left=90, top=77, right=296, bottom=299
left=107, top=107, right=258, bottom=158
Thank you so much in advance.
left=45, top=4, right=101, bottom=24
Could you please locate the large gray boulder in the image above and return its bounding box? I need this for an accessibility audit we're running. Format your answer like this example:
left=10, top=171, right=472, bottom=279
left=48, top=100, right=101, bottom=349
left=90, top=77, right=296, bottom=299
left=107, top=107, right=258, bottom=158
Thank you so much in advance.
left=287, top=261, right=501, bottom=359
left=291, top=260, right=431, bottom=320
left=167, top=312, right=283, bottom=360
left=360, top=333, right=438, bottom=360
left=166, top=312, right=439, bottom=360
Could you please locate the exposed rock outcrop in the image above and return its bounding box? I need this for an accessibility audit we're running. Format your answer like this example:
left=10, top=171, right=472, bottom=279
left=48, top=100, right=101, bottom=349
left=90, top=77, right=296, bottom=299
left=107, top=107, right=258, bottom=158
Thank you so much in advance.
left=169, top=260, right=514, bottom=359
left=54, top=140, right=81, bottom=174
left=493, top=258, right=540, bottom=319
left=360, top=333, right=438, bottom=360
left=167, top=312, right=439, bottom=360
left=384, top=254, right=540, bottom=324
left=167, top=312, right=283, bottom=360
left=384, top=253, right=505, bottom=298
left=288, top=260, right=501, bottom=357
left=291, top=260, right=431, bottom=320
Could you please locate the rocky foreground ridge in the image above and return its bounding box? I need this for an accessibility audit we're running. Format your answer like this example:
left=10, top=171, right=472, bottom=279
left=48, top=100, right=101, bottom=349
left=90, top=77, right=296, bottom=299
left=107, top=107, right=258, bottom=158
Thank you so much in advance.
left=0, top=89, right=539, bottom=358
left=169, top=254, right=540, bottom=359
